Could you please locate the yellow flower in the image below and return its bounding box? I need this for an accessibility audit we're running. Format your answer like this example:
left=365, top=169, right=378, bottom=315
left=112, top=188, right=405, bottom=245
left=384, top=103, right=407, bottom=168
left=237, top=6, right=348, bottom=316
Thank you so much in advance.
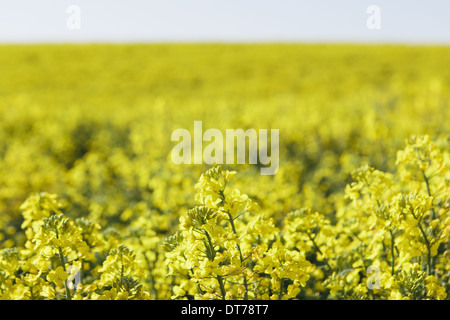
left=426, top=275, right=447, bottom=300
left=99, top=288, right=118, bottom=300
left=41, top=285, right=56, bottom=300
left=8, top=283, right=30, bottom=300
left=47, top=266, right=69, bottom=287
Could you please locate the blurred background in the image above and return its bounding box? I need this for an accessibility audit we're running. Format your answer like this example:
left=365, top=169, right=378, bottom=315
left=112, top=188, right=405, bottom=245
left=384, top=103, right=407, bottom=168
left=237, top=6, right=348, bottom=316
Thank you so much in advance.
left=0, top=1, right=449, bottom=250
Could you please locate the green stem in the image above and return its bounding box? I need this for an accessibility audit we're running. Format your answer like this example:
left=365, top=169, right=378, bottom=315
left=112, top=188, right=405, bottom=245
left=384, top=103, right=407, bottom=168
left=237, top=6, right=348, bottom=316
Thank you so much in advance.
left=54, top=227, right=71, bottom=300
left=307, top=232, right=332, bottom=271
left=417, top=222, right=433, bottom=275
left=29, top=286, right=35, bottom=300
left=389, top=229, right=395, bottom=276
left=410, top=208, right=433, bottom=275
left=225, top=211, right=249, bottom=300
left=204, top=230, right=226, bottom=299
left=216, top=275, right=226, bottom=300
left=416, top=150, right=436, bottom=221
left=204, top=231, right=216, bottom=261
left=422, top=170, right=437, bottom=238
left=278, top=279, right=284, bottom=300
left=58, top=247, right=71, bottom=300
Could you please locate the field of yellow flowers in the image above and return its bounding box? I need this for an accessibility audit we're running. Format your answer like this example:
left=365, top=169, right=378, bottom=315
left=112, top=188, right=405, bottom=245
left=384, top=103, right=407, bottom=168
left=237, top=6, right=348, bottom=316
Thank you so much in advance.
left=0, top=44, right=449, bottom=300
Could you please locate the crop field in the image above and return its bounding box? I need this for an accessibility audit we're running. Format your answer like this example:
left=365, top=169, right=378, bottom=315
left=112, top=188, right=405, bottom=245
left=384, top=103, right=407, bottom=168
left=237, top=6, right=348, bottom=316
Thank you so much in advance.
left=0, top=44, right=448, bottom=300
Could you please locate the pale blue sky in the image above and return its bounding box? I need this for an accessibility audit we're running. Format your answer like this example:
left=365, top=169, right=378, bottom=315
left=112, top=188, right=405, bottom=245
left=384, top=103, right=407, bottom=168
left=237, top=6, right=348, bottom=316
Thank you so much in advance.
left=0, top=0, right=449, bottom=43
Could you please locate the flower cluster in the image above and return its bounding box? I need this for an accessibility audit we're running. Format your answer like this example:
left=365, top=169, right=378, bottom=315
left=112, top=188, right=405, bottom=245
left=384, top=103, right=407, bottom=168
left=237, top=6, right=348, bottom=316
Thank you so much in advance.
left=1, top=44, right=450, bottom=301
left=164, top=166, right=311, bottom=300
left=1, top=134, right=448, bottom=300
left=0, top=192, right=153, bottom=300
left=320, top=135, right=449, bottom=300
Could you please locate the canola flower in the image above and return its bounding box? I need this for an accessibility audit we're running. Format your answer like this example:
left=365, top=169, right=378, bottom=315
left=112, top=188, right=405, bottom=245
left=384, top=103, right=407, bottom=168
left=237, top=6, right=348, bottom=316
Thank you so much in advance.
left=0, top=44, right=449, bottom=300
left=0, top=134, right=448, bottom=299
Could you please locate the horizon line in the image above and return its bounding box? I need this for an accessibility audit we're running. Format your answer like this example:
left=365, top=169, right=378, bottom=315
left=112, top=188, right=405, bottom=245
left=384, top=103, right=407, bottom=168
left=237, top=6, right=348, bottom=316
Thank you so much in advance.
left=1, top=39, right=450, bottom=47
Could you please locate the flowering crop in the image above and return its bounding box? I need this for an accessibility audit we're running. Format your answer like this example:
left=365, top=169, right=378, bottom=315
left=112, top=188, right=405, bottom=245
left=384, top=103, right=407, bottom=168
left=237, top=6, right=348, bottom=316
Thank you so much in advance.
left=0, top=44, right=449, bottom=300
